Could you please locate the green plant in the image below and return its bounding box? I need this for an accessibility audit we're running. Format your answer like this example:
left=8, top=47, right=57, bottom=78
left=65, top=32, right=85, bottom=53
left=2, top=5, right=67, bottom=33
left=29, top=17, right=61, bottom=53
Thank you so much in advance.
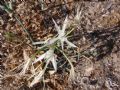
left=1, top=1, right=82, bottom=87
left=20, top=17, right=78, bottom=87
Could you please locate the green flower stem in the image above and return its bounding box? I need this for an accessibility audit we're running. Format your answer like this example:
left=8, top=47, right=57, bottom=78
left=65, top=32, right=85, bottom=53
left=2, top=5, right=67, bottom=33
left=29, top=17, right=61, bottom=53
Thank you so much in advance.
left=55, top=46, right=75, bottom=79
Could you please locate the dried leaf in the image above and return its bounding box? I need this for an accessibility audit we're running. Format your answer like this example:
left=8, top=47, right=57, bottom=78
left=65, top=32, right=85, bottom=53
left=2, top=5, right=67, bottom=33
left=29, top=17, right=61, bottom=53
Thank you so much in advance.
left=20, top=50, right=31, bottom=75
left=29, top=70, right=44, bottom=87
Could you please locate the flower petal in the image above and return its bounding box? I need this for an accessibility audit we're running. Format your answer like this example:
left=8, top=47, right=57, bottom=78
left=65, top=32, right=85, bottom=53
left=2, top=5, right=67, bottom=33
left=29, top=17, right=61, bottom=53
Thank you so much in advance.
left=33, top=53, right=46, bottom=64
left=46, top=38, right=58, bottom=46
left=65, top=39, right=77, bottom=48
left=32, top=41, right=45, bottom=45
left=60, top=40, right=64, bottom=50
left=51, top=57, right=57, bottom=72
left=62, top=16, right=69, bottom=32
left=52, top=19, right=60, bottom=32
left=75, top=6, right=82, bottom=21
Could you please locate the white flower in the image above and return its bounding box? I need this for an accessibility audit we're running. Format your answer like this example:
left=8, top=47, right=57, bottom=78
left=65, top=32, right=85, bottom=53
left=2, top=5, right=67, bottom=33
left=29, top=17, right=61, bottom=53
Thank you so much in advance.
left=32, top=38, right=58, bottom=49
left=29, top=48, right=57, bottom=87
left=53, top=17, right=77, bottom=49
left=33, top=48, right=57, bottom=72
left=32, top=38, right=57, bottom=45
left=74, top=6, right=82, bottom=23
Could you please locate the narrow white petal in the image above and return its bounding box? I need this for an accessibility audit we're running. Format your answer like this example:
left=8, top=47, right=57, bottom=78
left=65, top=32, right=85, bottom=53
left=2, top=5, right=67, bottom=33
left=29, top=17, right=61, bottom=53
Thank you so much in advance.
left=75, top=6, right=82, bottom=21
left=21, top=60, right=31, bottom=75
left=32, top=41, right=45, bottom=45
left=46, top=49, right=54, bottom=58
left=8, top=2, right=13, bottom=10
left=51, top=57, right=57, bottom=72
left=33, top=53, right=46, bottom=64
left=65, top=39, right=77, bottom=48
left=0, top=5, right=4, bottom=10
left=46, top=38, right=58, bottom=46
left=52, top=19, right=60, bottom=32
left=61, top=40, right=64, bottom=50
left=37, top=38, right=58, bottom=50
left=62, top=16, right=68, bottom=32
left=75, top=11, right=82, bottom=21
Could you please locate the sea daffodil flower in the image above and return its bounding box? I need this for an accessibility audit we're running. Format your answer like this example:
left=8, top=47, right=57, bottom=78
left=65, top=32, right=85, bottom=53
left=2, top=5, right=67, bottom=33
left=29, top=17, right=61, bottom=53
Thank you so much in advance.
left=29, top=48, right=57, bottom=87
left=53, top=17, right=77, bottom=49
left=33, top=48, right=57, bottom=72
left=32, top=37, right=58, bottom=49
left=74, top=6, right=82, bottom=22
